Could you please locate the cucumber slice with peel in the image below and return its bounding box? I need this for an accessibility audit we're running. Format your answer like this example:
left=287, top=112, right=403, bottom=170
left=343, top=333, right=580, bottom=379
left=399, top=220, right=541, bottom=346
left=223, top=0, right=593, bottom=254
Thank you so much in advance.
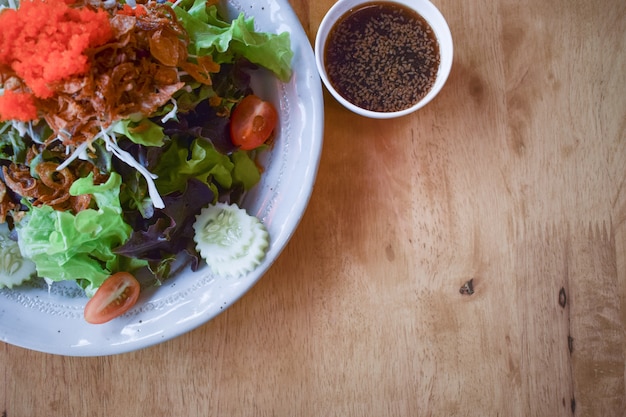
left=0, top=222, right=37, bottom=289
left=192, top=203, right=269, bottom=277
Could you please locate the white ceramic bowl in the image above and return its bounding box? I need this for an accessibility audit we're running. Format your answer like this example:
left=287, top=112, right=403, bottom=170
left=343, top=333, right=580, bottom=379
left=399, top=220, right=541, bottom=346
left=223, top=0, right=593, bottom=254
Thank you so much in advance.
left=0, top=0, right=324, bottom=357
left=315, top=0, right=453, bottom=118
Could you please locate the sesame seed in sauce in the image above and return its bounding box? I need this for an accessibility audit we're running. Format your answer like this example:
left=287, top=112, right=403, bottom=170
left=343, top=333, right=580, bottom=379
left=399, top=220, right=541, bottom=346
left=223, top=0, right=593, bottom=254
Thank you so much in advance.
left=324, top=2, right=440, bottom=113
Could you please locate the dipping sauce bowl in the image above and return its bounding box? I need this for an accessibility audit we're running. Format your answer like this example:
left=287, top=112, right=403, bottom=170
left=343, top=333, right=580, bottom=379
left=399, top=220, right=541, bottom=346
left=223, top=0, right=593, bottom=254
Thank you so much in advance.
left=315, top=0, right=453, bottom=118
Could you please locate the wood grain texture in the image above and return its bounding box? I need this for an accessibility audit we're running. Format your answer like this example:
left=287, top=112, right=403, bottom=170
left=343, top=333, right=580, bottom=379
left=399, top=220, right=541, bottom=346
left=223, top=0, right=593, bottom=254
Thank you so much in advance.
left=1, top=0, right=625, bottom=416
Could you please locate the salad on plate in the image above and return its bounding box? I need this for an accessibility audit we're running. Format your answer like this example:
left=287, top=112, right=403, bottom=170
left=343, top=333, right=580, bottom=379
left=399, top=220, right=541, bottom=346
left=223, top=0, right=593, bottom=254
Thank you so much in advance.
left=0, top=0, right=293, bottom=323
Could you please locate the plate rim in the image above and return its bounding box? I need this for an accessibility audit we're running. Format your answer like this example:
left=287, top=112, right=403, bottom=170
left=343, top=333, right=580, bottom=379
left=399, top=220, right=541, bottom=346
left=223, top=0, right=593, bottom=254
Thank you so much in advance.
left=0, top=0, right=324, bottom=356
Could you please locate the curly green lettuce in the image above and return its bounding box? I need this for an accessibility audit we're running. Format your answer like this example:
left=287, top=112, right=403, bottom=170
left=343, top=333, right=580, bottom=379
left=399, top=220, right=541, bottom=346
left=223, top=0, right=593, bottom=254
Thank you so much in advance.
left=16, top=172, right=141, bottom=296
left=153, top=137, right=261, bottom=197
left=174, top=0, right=293, bottom=81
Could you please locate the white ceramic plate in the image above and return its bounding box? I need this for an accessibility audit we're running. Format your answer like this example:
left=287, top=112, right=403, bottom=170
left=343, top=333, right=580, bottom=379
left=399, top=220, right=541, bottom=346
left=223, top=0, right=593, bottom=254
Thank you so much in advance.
left=0, top=0, right=323, bottom=356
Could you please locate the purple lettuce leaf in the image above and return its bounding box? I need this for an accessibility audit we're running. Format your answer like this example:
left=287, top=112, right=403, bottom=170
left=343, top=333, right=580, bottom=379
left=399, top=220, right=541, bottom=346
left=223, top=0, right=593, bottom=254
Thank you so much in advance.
left=114, top=178, right=214, bottom=280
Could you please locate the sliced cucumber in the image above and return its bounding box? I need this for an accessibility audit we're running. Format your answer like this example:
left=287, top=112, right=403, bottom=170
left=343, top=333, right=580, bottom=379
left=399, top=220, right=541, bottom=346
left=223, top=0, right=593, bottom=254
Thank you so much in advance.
left=192, top=202, right=269, bottom=278
left=0, top=222, right=37, bottom=289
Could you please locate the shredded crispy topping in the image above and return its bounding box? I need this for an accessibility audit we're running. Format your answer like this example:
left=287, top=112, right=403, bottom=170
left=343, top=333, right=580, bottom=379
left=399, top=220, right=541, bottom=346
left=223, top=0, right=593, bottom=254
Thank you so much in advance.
left=0, top=1, right=223, bottom=216
left=0, top=180, right=18, bottom=223
left=1, top=1, right=220, bottom=146
left=1, top=158, right=107, bottom=213
left=41, top=4, right=186, bottom=145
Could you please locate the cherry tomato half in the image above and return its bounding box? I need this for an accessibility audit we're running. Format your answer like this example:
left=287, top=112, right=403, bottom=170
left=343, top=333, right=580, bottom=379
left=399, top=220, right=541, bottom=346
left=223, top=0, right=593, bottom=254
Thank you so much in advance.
left=230, top=94, right=278, bottom=150
left=84, top=272, right=140, bottom=324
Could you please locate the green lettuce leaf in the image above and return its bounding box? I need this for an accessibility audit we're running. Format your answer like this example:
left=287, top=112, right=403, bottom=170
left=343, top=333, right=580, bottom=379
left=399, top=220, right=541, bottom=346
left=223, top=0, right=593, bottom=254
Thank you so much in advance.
left=112, top=118, right=166, bottom=147
left=154, top=138, right=261, bottom=198
left=0, top=121, right=52, bottom=163
left=231, top=149, right=261, bottom=190
left=174, top=0, right=293, bottom=81
left=0, top=122, right=27, bottom=162
left=16, top=173, right=139, bottom=296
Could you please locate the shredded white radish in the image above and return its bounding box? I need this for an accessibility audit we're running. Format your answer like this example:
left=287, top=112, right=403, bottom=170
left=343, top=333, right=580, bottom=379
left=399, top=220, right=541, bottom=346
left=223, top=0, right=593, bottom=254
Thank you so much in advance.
left=6, top=120, right=40, bottom=143
left=161, top=98, right=179, bottom=123
left=56, top=140, right=91, bottom=171
left=98, top=127, right=165, bottom=209
left=0, top=0, right=18, bottom=10
left=55, top=125, right=165, bottom=209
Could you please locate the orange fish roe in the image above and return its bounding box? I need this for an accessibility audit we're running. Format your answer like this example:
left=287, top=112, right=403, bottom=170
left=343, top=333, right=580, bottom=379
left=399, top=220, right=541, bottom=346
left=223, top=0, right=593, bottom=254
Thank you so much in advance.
left=0, top=0, right=113, bottom=100
left=0, top=90, right=38, bottom=122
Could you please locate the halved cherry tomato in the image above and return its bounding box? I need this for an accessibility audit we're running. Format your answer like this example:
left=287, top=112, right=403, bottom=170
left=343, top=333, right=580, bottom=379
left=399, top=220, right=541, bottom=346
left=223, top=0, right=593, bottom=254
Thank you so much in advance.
left=84, top=272, right=140, bottom=324
left=230, top=94, right=278, bottom=150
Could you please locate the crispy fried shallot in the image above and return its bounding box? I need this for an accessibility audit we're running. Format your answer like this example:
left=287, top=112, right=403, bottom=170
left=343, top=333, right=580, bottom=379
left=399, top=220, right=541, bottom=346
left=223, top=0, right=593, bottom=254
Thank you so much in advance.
left=0, top=180, right=18, bottom=223
left=35, top=2, right=220, bottom=146
left=1, top=160, right=107, bottom=214
left=0, top=1, right=223, bottom=217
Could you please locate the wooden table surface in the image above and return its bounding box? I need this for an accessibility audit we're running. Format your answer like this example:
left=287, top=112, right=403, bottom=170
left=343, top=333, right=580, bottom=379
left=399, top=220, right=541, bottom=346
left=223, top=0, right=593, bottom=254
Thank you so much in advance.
left=2, top=0, right=626, bottom=416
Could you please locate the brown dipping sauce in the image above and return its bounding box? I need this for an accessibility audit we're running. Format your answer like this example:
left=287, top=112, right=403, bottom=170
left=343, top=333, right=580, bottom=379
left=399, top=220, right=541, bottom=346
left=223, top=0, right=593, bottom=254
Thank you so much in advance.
left=324, top=2, right=440, bottom=113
